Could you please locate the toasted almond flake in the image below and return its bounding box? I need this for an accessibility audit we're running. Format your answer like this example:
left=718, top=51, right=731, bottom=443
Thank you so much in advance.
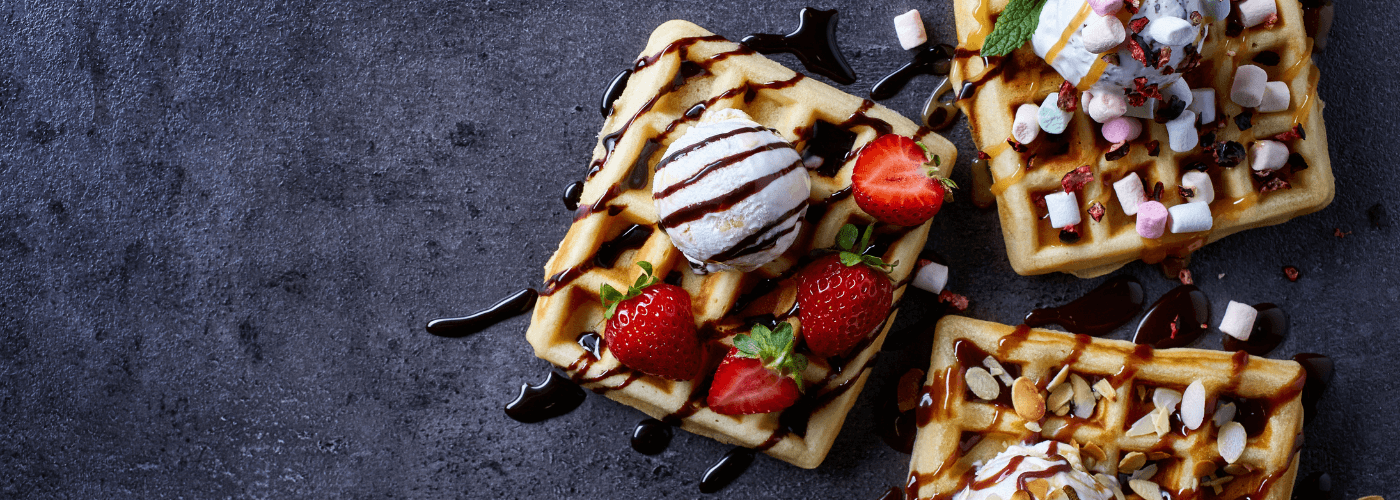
left=1096, top=474, right=1126, bottom=500
left=983, top=356, right=1007, bottom=377
left=1071, top=374, right=1095, bottom=418
left=1128, top=479, right=1162, bottom=500
left=1054, top=404, right=1071, bottom=416
left=1028, top=478, right=1051, bottom=500
left=1194, top=460, right=1219, bottom=477
left=1222, top=463, right=1252, bottom=476
left=1049, top=381, right=1074, bottom=410
left=1357, top=496, right=1383, bottom=500
left=1219, top=421, right=1247, bottom=463
left=1094, top=379, right=1118, bottom=401
left=1153, top=405, right=1172, bottom=437
left=1026, top=421, right=1043, bottom=432
left=1082, top=442, right=1107, bottom=462
left=1011, top=491, right=1032, bottom=500
left=1153, top=388, right=1183, bottom=413
left=898, top=368, right=926, bottom=412
left=1205, top=474, right=1235, bottom=486
left=1213, top=402, right=1237, bottom=428
left=1130, top=463, right=1159, bottom=481
left=966, top=367, right=1001, bottom=401
left=1047, top=486, right=1067, bottom=500
left=1047, top=365, right=1072, bottom=391
left=1061, top=485, right=1081, bottom=500
left=1118, top=451, right=1147, bottom=473
left=1147, top=451, right=1171, bottom=461
left=1126, top=412, right=1157, bottom=437
left=1182, top=380, right=1207, bottom=430
left=1083, top=455, right=1096, bottom=469
left=1137, top=386, right=1147, bottom=400
left=1013, top=376, right=1047, bottom=420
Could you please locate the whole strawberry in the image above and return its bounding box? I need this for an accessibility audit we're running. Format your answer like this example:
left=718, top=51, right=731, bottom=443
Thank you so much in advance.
left=707, top=322, right=808, bottom=415
left=602, top=262, right=702, bottom=381
left=797, top=224, right=894, bottom=359
left=852, top=134, right=956, bottom=227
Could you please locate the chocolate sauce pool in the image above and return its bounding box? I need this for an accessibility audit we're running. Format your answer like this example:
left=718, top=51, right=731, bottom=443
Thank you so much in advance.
left=1024, top=276, right=1145, bottom=336
left=504, top=371, right=587, bottom=423
left=1132, top=285, right=1210, bottom=348
left=741, top=8, right=857, bottom=84
left=1222, top=303, right=1287, bottom=356
left=871, top=43, right=955, bottom=101
left=426, top=288, right=539, bottom=338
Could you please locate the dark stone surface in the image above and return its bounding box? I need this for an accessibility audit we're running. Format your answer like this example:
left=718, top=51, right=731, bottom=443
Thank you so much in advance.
left=0, top=1, right=1394, bottom=498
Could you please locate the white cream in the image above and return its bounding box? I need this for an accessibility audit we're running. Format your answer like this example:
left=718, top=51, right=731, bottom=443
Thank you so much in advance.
left=951, top=441, right=1118, bottom=500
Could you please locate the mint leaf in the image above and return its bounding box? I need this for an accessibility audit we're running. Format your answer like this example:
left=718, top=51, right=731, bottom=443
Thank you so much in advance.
left=981, top=0, right=1047, bottom=57
left=837, top=224, right=858, bottom=251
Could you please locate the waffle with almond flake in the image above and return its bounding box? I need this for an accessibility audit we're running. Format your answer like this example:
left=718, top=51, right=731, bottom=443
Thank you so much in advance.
left=906, top=316, right=1304, bottom=499
left=524, top=20, right=958, bottom=469
left=951, top=0, right=1333, bottom=277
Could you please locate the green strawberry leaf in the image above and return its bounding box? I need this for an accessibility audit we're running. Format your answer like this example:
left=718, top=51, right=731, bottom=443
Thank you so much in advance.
left=858, top=224, right=874, bottom=253
left=840, top=251, right=863, bottom=267
left=733, top=322, right=807, bottom=389
left=981, top=0, right=1048, bottom=57
left=733, top=332, right=760, bottom=357
left=831, top=223, right=893, bottom=272
left=637, top=261, right=653, bottom=276
left=601, top=261, right=660, bottom=319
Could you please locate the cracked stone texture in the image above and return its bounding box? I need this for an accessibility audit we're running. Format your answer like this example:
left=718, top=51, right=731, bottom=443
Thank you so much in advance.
left=0, top=1, right=1395, bottom=498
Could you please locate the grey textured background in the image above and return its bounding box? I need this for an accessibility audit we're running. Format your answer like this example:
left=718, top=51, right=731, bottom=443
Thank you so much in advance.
left=1, top=0, right=1395, bottom=498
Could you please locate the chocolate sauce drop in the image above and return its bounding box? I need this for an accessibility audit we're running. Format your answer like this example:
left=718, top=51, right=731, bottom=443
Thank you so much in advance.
left=593, top=224, right=653, bottom=268
left=600, top=69, right=632, bottom=117
left=871, top=44, right=955, bottom=101
left=698, top=447, right=756, bottom=493
left=504, top=371, right=587, bottom=423
left=426, top=288, right=539, bottom=338
left=741, top=8, right=857, bottom=85
left=562, top=180, right=585, bottom=211
left=1132, top=285, right=1209, bottom=348
left=577, top=331, right=603, bottom=358
left=1024, top=276, right=1145, bottom=336
left=1292, top=471, right=1332, bottom=500
left=877, top=486, right=904, bottom=500
left=1293, top=353, right=1334, bottom=423
left=1222, top=303, right=1287, bottom=356
left=630, top=418, right=674, bottom=455
left=801, top=120, right=858, bottom=177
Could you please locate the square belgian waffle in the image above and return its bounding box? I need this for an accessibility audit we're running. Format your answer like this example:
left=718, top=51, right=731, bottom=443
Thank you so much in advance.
left=523, top=20, right=958, bottom=469
left=951, top=0, right=1334, bottom=277
left=906, top=316, right=1305, bottom=499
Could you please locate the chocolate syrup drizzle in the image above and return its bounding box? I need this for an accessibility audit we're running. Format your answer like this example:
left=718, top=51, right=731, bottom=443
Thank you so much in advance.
left=1023, top=275, right=1145, bottom=336
left=871, top=44, right=955, bottom=101
left=542, top=224, right=652, bottom=295
left=699, top=447, right=757, bottom=493
left=426, top=288, right=539, bottom=338
left=1132, top=285, right=1210, bottom=348
left=504, top=371, right=587, bottom=423
left=600, top=69, right=632, bottom=117
left=741, top=8, right=857, bottom=85
left=562, top=180, right=585, bottom=211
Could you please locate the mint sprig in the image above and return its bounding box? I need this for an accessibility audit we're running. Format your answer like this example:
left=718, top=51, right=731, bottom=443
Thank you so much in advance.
left=835, top=224, right=894, bottom=272
left=731, top=322, right=808, bottom=389
left=601, top=261, right=659, bottom=319
left=981, top=0, right=1049, bottom=57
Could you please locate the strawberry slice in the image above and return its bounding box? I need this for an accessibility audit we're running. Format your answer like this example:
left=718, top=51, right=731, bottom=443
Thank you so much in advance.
left=602, top=262, right=703, bottom=381
left=852, top=134, right=956, bottom=227
left=797, top=224, right=894, bottom=359
left=707, top=322, right=807, bottom=415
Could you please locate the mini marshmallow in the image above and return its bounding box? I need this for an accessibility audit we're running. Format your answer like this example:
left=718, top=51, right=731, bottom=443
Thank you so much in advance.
left=1102, top=116, right=1143, bottom=143
left=1147, top=16, right=1196, bottom=46
left=1124, top=98, right=1156, bottom=119
left=1188, top=88, right=1216, bottom=124
left=1250, top=140, right=1290, bottom=171
left=1038, top=94, right=1072, bottom=134
left=1087, top=90, right=1128, bottom=123
left=1169, top=201, right=1213, bottom=233
left=1136, top=201, right=1169, bottom=239
left=1181, top=171, right=1215, bottom=204
left=1083, top=14, right=1127, bottom=54
left=1166, top=110, right=1200, bottom=153
left=1163, top=80, right=1193, bottom=109
left=1258, top=81, right=1292, bottom=113
left=1013, top=104, right=1042, bottom=144
left=1220, top=301, right=1259, bottom=340
left=1113, top=172, right=1147, bottom=216
left=912, top=261, right=949, bottom=294
left=1231, top=65, right=1268, bottom=108
left=1088, top=0, right=1122, bottom=16
left=1239, top=0, right=1278, bottom=28
left=1209, top=0, right=1232, bottom=20
left=1045, top=191, right=1082, bottom=229
left=894, top=10, right=928, bottom=50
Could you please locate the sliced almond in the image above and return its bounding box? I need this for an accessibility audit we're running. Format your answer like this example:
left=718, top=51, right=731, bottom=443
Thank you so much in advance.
left=1049, top=381, right=1074, bottom=411
left=1206, top=474, right=1236, bottom=486
left=1153, top=387, right=1183, bottom=413
left=1146, top=451, right=1171, bottom=461
left=1153, top=404, right=1172, bottom=437
left=1096, top=474, right=1126, bottom=500
left=1027, top=478, right=1051, bottom=500
left=1128, top=479, right=1161, bottom=500
left=1082, top=442, right=1107, bottom=462
left=983, top=356, right=1006, bottom=376
left=966, top=367, right=1001, bottom=401
left=898, top=368, right=926, bottom=412
left=1193, top=460, right=1219, bottom=477
left=1126, top=412, right=1156, bottom=437
left=1218, top=421, right=1247, bottom=463
left=1118, top=451, right=1147, bottom=473
left=1357, top=496, right=1383, bottom=500
left=1011, top=491, right=1031, bottom=500
left=1013, top=376, right=1046, bottom=420
left=1213, top=402, right=1237, bottom=428
left=1026, top=421, right=1043, bottom=432
left=1047, top=364, right=1071, bottom=391
left=1071, top=374, right=1095, bottom=418
left=1182, top=380, right=1207, bottom=430
left=1130, top=463, right=1159, bottom=481
left=1222, top=463, right=1253, bottom=476
left=1093, top=379, right=1117, bottom=401
left=1054, top=404, right=1071, bottom=416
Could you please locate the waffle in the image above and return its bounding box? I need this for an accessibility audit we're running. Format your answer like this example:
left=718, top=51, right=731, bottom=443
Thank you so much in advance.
left=950, top=0, right=1334, bottom=277
left=907, top=316, right=1304, bottom=500
left=524, top=20, right=958, bottom=469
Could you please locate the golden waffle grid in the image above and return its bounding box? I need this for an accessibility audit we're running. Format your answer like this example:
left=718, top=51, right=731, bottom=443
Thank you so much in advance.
left=524, top=20, right=959, bottom=469
left=951, top=0, right=1334, bottom=277
left=907, top=316, right=1304, bottom=500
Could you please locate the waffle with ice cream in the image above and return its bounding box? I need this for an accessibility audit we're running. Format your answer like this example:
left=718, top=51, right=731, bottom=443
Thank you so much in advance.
left=950, top=0, right=1333, bottom=277
left=524, top=20, right=958, bottom=469
left=906, top=315, right=1305, bottom=500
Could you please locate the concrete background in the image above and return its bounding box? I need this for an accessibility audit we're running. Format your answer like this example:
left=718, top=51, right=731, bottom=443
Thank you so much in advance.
left=1, top=0, right=1395, bottom=498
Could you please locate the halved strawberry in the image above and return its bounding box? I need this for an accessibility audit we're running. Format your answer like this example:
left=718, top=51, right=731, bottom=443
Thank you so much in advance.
left=797, top=224, right=894, bottom=359
left=852, top=134, right=956, bottom=227
left=602, top=262, right=703, bottom=381
left=707, top=322, right=807, bottom=415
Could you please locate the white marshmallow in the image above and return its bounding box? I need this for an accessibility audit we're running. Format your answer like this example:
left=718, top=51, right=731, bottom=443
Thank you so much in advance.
left=1013, top=104, right=1042, bottom=144
left=1169, top=202, right=1213, bottom=233
left=1167, top=110, right=1200, bottom=153
left=1038, top=94, right=1073, bottom=134
left=1113, top=172, right=1147, bottom=216
left=1124, top=98, right=1156, bottom=119
left=1209, top=0, right=1232, bottom=20
left=1188, top=88, right=1217, bottom=124
left=1163, top=80, right=1193, bottom=109
left=1088, top=90, right=1129, bottom=123
left=1181, top=171, right=1215, bottom=204
left=1147, top=16, right=1196, bottom=46
left=1258, top=81, right=1292, bottom=113
left=1220, top=301, right=1259, bottom=340
left=1046, top=191, right=1082, bottom=229
left=894, top=10, right=928, bottom=50
left=1239, top=0, right=1278, bottom=28
left=912, top=261, right=949, bottom=294
left=1231, top=65, right=1268, bottom=108
left=1250, top=140, right=1290, bottom=171
left=1083, top=14, right=1127, bottom=54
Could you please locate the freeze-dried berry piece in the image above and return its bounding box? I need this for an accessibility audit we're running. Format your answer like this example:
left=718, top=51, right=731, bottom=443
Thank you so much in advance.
left=938, top=290, right=969, bottom=311
left=1059, top=224, right=1081, bottom=243
left=1129, top=17, right=1149, bottom=33
left=1259, top=176, right=1291, bottom=193
left=1179, top=185, right=1196, bottom=199
left=977, top=150, right=991, bottom=160
left=1156, top=46, right=1172, bottom=69
left=1157, top=96, right=1187, bottom=123
left=1146, top=140, right=1162, bottom=156
left=1061, top=165, right=1095, bottom=193
left=1106, top=142, right=1131, bottom=161
left=1283, top=265, right=1300, bottom=282
left=1057, top=80, right=1078, bottom=112
left=1152, top=181, right=1165, bottom=201
left=1008, top=139, right=1029, bottom=153
left=1088, top=202, right=1106, bottom=222
left=1274, top=124, right=1306, bottom=141
left=1179, top=269, right=1194, bottom=285
left=1128, top=37, right=1150, bottom=66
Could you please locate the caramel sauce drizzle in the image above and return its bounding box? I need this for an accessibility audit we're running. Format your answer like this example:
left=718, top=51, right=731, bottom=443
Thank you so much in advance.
left=1044, top=3, right=1092, bottom=64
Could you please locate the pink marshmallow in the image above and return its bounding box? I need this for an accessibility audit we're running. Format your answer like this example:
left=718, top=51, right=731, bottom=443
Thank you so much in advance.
left=1089, top=0, right=1122, bottom=16
left=1136, top=201, right=1168, bottom=239
left=1102, top=117, right=1143, bottom=143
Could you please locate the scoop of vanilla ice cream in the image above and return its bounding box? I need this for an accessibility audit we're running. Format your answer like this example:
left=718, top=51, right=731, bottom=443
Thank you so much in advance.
left=652, top=109, right=810, bottom=274
left=1033, top=0, right=1205, bottom=91
left=952, top=441, right=1119, bottom=500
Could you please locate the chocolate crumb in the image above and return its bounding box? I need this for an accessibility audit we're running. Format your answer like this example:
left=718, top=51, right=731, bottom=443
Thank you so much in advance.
left=1200, top=131, right=1217, bottom=147
left=1147, top=140, right=1161, bottom=156
left=1179, top=185, right=1196, bottom=199
left=1213, top=141, right=1246, bottom=167
left=1234, top=110, right=1254, bottom=131
left=1368, top=203, right=1390, bottom=228
left=1152, top=181, right=1165, bottom=201
left=1156, top=96, right=1187, bottom=123
left=1186, top=161, right=1209, bottom=172
left=1088, top=202, right=1106, bottom=222
left=1283, top=265, right=1300, bottom=282
left=1106, top=143, right=1130, bottom=161
left=1287, top=152, right=1310, bottom=172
